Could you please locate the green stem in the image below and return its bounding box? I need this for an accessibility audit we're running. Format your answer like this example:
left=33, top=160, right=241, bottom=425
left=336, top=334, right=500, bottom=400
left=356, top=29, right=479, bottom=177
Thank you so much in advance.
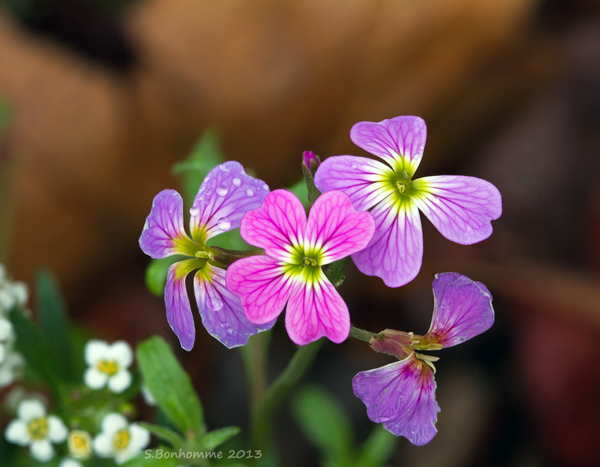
left=251, top=339, right=323, bottom=453
left=349, top=326, right=376, bottom=342
left=242, top=331, right=271, bottom=412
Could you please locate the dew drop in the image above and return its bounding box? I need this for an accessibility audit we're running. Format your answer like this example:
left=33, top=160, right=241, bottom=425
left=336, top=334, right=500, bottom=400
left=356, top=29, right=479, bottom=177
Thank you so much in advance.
left=226, top=328, right=234, bottom=335
left=217, top=217, right=231, bottom=231
left=207, top=296, right=223, bottom=311
left=351, top=164, right=357, bottom=169
left=190, top=206, right=200, bottom=216
left=217, top=185, right=228, bottom=196
left=219, top=164, right=230, bottom=172
left=262, top=183, right=269, bottom=191
left=246, top=188, right=254, bottom=197
left=232, top=177, right=241, bottom=187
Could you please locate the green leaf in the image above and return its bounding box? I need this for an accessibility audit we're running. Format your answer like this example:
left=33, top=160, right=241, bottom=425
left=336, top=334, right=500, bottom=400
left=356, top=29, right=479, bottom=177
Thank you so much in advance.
left=301, top=157, right=321, bottom=205
left=201, top=426, right=241, bottom=450
left=35, top=269, right=75, bottom=381
left=356, top=425, right=398, bottom=467
left=287, top=179, right=310, bottom=210
left=206, top=228, right=250, bottom=251
left=139, top=423, right=183, bottom=449
left=136, top=336, right=204, bottom=436
left=172, top=127, right=225, bottom=206
left=292, top=385, right=354, bottom=466
left=145, top=256, right=182, bottom=297
left=8, top=307, right=65, bottom=395
left=120, top=449, right=182, bottom=467
left=325, top=257, right=347, bottom=288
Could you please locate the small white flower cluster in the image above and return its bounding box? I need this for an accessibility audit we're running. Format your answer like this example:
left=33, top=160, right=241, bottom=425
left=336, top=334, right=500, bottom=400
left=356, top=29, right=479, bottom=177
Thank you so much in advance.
left=0, top=264, right=27, bottom=387
left=84, top=339, right=133, bottom=393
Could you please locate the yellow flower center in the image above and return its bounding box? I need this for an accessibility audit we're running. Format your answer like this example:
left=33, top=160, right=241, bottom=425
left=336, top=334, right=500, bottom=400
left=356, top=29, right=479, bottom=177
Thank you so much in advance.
left=112, top=428, right=131, bottom=450
left=27, top=417, right=48, bottom=441
left=97, top=359, right=119, bottom=376
left=68, top=430, right=92, bottom=458
left=303, top=256, right=318, bottom=267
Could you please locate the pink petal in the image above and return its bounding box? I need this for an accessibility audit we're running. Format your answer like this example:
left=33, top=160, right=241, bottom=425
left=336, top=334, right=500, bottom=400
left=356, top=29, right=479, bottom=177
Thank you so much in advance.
left=314, top=155, right=392, bottom=211
left=194, top=264, right=276, bottom=348
left=190, top=161, right=270, bottom=242
left=240, top=190, right=307, bottom=261
left=285, top=271, right=350, bottom=345
left=165, top=260, right=197, bottom=351
left=226, top=255, right=296, bottom=325
left=412, top=175, right=502, bottom=245
left=425, top=272, right=494, bottom=347
left=139, top=190, right=193, bottom=258
left=352, top=197, right=423, bottom=288
left=350, top=116, right=427, bottom=176
left=305, top=191, right=375, bottom=264
left=352, top=354, right=439, bottom=446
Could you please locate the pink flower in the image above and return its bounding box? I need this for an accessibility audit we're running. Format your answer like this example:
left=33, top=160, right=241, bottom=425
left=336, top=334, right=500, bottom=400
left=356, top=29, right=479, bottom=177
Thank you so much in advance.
left=315, top=116, right=502, bottom=287
left=139, top=161, right=274, bottom=350
left=226, top=190, right=375, bottom=345
left=352, top=272, right=494, bottom=445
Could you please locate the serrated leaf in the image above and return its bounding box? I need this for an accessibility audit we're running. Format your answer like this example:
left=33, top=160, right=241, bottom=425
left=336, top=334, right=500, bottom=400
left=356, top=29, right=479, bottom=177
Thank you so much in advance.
left=8, top=307, right=65, bottom=396
left=145, top=256, right=182, bottom=297
left=137, top=336, right=204, bottom=436
left=36, top=269, right=75, bottom=381
left=172, top=127, right=225, bottom=206
left=202, top=426, right=241, bottom=450
left=139, top=423, right=183, bottom=449
left=356, top=425, right=398, bottom=467
left=292, top=385, right=354, bottom=466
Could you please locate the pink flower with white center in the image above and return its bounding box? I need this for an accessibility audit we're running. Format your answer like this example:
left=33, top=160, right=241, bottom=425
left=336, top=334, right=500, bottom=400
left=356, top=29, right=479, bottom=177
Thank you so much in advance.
left=314, top=116, right=502, bottom=287
left=139, top=161, right=275, bottom=350
left=352, top=272, right=495, bottom=445
left=226, top=190, right=375, bottom=345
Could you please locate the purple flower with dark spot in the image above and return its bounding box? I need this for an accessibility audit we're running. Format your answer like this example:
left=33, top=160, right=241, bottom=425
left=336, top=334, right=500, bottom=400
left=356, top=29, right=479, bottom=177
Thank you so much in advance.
left=139, top=161, right=275, bottom=350
left=315, top=116, right=502, bottom=287
left=226, top=190, right=375, bottom=345
left=352, top=272, right=494, bottom=445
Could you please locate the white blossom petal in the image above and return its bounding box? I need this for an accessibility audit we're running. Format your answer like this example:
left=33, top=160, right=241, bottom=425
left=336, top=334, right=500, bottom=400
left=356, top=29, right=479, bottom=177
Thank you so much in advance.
left=101, top=413, right=128, bottom=434
left=47, top=416, right=68, bottom=442
left=108, top=341, right=133, bottom=368
left=18, top=399, right=46, bottom=422
left=84, top=367, right=109, bottom=389
left=84, top=340, right=110, bottom=365
left=108, top=371, right=132, bottom=394
left=93, top=433, right=115, bottom=457
left=30, top=439, right=54, bottom=462
left=128, top=424, right=150, bottom=452
left=5, top=419, right=30, bottom=445
left=0, top=317, right=13, bottom=340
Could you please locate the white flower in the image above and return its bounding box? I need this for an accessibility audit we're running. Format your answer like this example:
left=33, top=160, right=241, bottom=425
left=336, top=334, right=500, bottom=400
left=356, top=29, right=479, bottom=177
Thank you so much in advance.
left=84, top=340, right=133, bottom=393
left=5, top=399, right=68, bottom=462
left=68, top=429, right=92, bottom=459
left=59, top=458, right=83, bottom=467
left=0, top=264, right=28, bottom=313
left=0, top=351, right=24, bottom=387
left=141, top=384, right=157, bottom=406
left=93, top=413, right=150, bottom=465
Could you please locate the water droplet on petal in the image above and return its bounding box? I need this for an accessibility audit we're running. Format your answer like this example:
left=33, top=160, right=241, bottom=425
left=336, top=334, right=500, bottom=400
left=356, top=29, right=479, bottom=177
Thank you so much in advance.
left=351, top=164, right=357, bottom=169
left=217, top=217, right=231, bottom=231
left=262, top=183, right=269, bottom=191
left=232, top=178, right=241, bottom=187
left=190, top=206, right=200, bottom=216
left=246, top=189, right=254, bottom=197
left=217, top=185, right=228, bottom=196
left=207, top=296, right=223, bottom=311
left=226, top=328, right=234, bottom=335
left=219, top=164, right=230, bottom=172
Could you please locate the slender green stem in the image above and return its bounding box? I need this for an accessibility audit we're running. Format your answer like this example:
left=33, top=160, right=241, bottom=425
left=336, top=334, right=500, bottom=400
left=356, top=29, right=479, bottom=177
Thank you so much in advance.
left=241, top=332, right=271, bottom=413
left=251, top=339, right=323, bottom=453
left=350, top=326, right=376, bottom=342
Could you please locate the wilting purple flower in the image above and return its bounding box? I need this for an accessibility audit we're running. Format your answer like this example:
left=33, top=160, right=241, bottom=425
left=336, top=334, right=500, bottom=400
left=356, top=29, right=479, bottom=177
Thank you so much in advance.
left=352, top=272, right=494, bottom=445
left=226, top=190, right=374, bottom=345
left=139, top=161, right=274, bottom=350
left=314, top=116, right=502, bottom=287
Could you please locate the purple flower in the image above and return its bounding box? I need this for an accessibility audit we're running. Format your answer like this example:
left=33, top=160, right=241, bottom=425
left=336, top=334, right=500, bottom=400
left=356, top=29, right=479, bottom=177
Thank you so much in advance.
left=226, top=190, right=375, bottom=345
left=302, top=150, right=320, bottom=171
left=139, top=161, right=275, bottom=350
left=352, top=272, right=494, bottom=445
left=314, top=116, right=502, bottom=287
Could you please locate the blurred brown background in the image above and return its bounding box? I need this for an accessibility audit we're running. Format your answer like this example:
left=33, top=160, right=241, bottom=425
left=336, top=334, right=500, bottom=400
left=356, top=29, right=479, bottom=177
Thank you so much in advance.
left=1, top=0, right=600, bottom=465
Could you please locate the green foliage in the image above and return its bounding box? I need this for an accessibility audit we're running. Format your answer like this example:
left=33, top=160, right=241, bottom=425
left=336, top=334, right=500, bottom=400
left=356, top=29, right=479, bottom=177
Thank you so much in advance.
left=292, top=385, right=397, bottom=467
left=324, top=258, right=347, bottom=288
left=288, top=179, right=310, bottom=209
left=136, top=336, right=205, bottom=436
left=145, top=256, right=182, bottom=297
left=36, top=269, right=77, bottom=382
left=172, top=127, right=225, bottom=208
left=8, top=306, right=65, bottom=396
left=201, top=426, right=241, bottom=451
